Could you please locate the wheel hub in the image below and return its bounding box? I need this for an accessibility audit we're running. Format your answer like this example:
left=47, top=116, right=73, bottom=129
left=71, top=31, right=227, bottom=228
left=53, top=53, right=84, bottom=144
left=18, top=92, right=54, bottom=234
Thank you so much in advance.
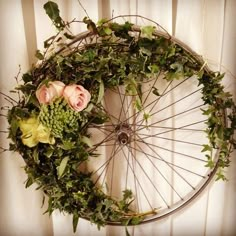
left=115, top=123, right=132, bottom=145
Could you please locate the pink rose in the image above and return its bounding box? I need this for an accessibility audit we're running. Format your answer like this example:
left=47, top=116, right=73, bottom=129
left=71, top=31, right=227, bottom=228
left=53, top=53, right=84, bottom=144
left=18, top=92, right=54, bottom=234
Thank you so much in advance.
left=63, top=85, right=91, bottom=112
left=36, top=81, right=65, bottom=104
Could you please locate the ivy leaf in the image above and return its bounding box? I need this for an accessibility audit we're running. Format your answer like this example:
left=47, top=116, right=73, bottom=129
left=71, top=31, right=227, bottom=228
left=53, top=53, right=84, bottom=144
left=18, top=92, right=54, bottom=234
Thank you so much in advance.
left=201, top=108, right=213, bottom=115
left=131, top=216, right=143, bottom=225
left=143, top=112, right=151, bottom=123
left=9, top=116, right=19, bottom=139
left=134, top=97, right=142, bottom=111
left=25, top=177, right=34, bottom=188
left=64, top=32, right=75, bottom=39
left=139, top=47, right=151, bottom=56
left=104, top=27, right=112, bottom=35
left=45, top=147, right=54, bottom=158
left=205, top=156, right=215, bottom=169
left=57, top=156, right=69, bottom=178
left=83, top=17, right=98, bottom=33
left=216, top=169, right=228, bottom=181
left=170, top=62, right=183, bottom=72
left=97, top=80, right=104, bottom=104
left=167, top=46, right=176, bottom=58
left=35, top=50, right=44, bottom=60
left=81, top=136, right=92, bottom=148
left=44, top=36, right=56, bottom=49
left=33, top=148, right=39, bottom=164
left=97, top=18, right=108, bottom=26
left=201, top=144, right=212, bottom=153
left=152, top=87, right=160, bottom=96
left=43, top=1, right=64, bottom=30
left=22, top=73, right=33, bottom=83
left=148, top=64, right=159, bottom=74
left=166, top=71, right=184, bottom=81
left=125, top=227, right=131, bottom=236
left=60, top=140, right=76, bottom=150
left=73, top=212, right=79, bottom=233
left=141, top=25, right=155, bottom=40
left=123, top=189, right=133, bottom=200
left=125, top=74, right=138, bottom=95
left=44, top=1, right=60, bottom=20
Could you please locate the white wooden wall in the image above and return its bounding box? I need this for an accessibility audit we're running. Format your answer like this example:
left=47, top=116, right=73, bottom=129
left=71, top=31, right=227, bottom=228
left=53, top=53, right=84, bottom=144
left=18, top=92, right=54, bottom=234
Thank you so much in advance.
left=0, top=0, right=235, bottom=235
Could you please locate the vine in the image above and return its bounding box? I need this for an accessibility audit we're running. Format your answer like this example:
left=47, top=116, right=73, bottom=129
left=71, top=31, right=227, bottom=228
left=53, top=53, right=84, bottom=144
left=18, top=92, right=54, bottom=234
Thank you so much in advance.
left=0, top=1, right=235, bottom=232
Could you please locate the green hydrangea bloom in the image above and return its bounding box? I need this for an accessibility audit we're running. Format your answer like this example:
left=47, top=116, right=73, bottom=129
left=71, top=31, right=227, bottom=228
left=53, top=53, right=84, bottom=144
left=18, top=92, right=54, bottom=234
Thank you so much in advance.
left=39, top=98, right=82, bottom=138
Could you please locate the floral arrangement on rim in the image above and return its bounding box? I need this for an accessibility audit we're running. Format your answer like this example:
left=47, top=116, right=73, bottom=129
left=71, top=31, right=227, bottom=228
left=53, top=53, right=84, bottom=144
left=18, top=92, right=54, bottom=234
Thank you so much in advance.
left=21, top=81, right=91, bottom=147
left=1, top=1, right=235, bottom=233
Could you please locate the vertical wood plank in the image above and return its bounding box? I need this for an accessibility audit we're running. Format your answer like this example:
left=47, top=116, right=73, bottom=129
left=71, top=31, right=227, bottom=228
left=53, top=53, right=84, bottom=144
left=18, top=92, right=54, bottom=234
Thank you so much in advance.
left=0, top=1, right=54, bottom=235
left=21, top=0, right=38, bottom=64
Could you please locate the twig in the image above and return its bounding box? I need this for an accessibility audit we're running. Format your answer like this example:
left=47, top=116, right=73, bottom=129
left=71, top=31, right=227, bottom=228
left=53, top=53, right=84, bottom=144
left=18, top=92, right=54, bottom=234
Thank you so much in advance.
left=104, top=14, right=171, bottom=38
left=77, top=0, right=90, bottom=18
left=15, top=65, right=21, bottom=100
left=4, top=97, right=15, bottom=106
left=122, top=208, right=160, bottom=218
left=0, top=92, right=18, bottom=103
left=0, top=113, right=7, bottom=118
left=0, top=147, right=9, bottom=153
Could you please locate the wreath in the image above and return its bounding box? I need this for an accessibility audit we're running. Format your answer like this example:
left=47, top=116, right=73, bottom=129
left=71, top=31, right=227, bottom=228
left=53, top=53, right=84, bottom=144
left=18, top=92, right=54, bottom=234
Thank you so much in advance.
left=2, top=1, right=235, bottom=232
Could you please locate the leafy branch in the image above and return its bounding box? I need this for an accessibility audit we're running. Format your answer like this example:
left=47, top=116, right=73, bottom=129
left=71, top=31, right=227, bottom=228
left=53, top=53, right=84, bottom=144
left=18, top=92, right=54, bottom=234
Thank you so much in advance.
left=1, top=1, right=235, bottom=232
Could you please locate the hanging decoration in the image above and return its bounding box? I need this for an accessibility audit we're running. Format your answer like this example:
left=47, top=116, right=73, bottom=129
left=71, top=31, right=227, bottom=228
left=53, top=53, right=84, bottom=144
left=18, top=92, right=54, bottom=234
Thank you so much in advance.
left=1, top=1, right=235, bottom=232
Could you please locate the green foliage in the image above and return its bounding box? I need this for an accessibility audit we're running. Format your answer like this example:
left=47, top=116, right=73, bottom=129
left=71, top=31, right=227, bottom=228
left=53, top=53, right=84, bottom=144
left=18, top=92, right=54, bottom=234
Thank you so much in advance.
left=57, top=156, right=69, bottom=178
left=97, top=80, right=104, bottom=104
left=141, top=25, right=155, bottom=39
left=83, top=17, right=98, bottom=33
left=39, top=98, right=83, bottom=138
left=4, top=1, right=236, bottom=232
left=43, top=1, right=65, bottom=30
left=35, top=50, right=44, bottom=60
left=73, top=212, right=79, bottom=232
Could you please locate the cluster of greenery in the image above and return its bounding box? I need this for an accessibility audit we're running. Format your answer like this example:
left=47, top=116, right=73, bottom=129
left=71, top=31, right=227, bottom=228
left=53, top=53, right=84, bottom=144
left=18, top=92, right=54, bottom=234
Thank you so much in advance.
left=5, top=1, right=236, bottom=232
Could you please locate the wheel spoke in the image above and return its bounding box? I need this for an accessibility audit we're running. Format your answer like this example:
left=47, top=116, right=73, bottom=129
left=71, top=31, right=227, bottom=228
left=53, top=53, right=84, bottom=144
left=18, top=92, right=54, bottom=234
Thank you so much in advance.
left=125, top=145, right=131, bottom=190
left=135, top=104, right=205, bottom=133
left=142, top=71, right=161, bottom=107
left=93, top=142, right=121, bottom=185
left=100, top=102, right=118, bottom=125
left=85, top=63, right=220, bottom=223
left=90, top=132, right=116, bottom=152
left=138, top=133, right=203, bottom=147
left=133, top=137, right=207, bottom=163
left=124, top=76, right=192, bottom=126
left=137, top=88, right=202, bottom=126
left=128, top=143, right=205, bottom=178
left=136, top=119, right=207, bottom=138
left=121, top=145, right=154, bottom=211
left=128, top=124, right=205, bottom=132
left=117, top=86, right=128, bottom=123
left=90, top=126, right=113, bottom=135
left=134, top=141, right=184, bottom=200
left=147, top=77, right=191, bottom=115
left=127, top=144, right=171, bottom=208
left=134, top=134, right=196, bottom=189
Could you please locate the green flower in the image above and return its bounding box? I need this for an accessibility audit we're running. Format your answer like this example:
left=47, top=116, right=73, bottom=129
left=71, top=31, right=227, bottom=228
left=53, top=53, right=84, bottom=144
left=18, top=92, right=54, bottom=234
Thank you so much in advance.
left=19, top=117, right=55, bottom=147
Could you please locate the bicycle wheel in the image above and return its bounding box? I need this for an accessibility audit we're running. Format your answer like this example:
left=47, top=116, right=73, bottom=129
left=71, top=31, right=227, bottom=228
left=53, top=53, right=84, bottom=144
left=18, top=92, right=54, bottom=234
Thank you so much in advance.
left=87, top=73, right=220, bottom=224
left=68, top=24, right=228, bottom=224
left=5, top=16, right=234, bottom=229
